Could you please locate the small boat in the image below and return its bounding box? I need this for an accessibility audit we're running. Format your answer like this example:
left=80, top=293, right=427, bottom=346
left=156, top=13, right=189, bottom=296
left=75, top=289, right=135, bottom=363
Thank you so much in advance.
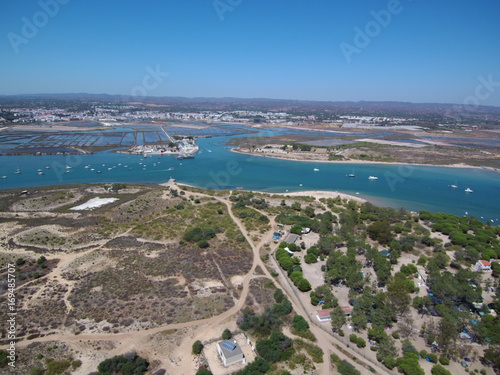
left=313, top=168, right=320, bottom=172
left=37, top=171, right=44, bottom=175
left=96, top=170, right=102, bottom=174
left=465, top=188, right=473, bottom=193
left=65, top=165, right=71, bottom=169
left=299, top=183, right=303, bottom=187
left=84, top=165, right=90, bottom=169
left=450, top=184, right=458, bottom=189
left=368, top=176, right=378, bottom=180
left=45, top=166, right=50, bottom=169
left=14, top=168, right=21, bottom=174
left=1, top=176, right=7, bottom=179
left=347, top=168, right=356, bottom=177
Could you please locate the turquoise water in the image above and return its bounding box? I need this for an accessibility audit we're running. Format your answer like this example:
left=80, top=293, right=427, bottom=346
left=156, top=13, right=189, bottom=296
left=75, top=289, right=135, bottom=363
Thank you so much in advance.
left=0, top=131, right=499, bottom=222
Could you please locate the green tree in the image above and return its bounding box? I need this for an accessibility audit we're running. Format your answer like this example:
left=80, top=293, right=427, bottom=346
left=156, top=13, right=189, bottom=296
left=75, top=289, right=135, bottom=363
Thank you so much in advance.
left=492, top=262, right=500, bottom=277
left=192, top=340, right=203, bottom=355
left=367, top=220, right=393, bottom=245
left=350, top=308, right=368, bottom=332
left=386, top=273, right=412, bottom=315
left=15, top=257, right=25, bottom=266
left=330, top=307, right=346, bottom=333
left=222, top=329, right=232, bottom=340
left=235, top=357, right=270, bottom=375
left=297, top=278, right=312, bottom=292
left=397, top=353, right=424, bottom=375
left=256, top=331, right=293, bottom=363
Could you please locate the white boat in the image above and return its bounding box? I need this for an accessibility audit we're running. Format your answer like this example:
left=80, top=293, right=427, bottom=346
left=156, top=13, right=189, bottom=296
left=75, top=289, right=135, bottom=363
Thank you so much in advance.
left=465, top=188, right=473, bottom=193
left=37, top=171, right=44, bottom=175
left=1, top=176, right=7, bottom=179
left=313, top=168, right=319, bottom=172
left=450, top=184, right=458, bottom=189
left=368, top=176, right=378, bottom=180
left=168, top=167, right=174, bottom=171
left=347, top=168, right=356, bottom=177
left=14, top=168, right=21, bottom=174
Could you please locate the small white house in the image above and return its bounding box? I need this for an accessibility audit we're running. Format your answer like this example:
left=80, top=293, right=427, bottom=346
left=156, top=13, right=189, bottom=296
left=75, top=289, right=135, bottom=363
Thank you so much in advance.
left=216, top=340, right=246, bottom=367
left=475, top=260, right=492, bottom=272
left=316, top=309, right=333, bottom=322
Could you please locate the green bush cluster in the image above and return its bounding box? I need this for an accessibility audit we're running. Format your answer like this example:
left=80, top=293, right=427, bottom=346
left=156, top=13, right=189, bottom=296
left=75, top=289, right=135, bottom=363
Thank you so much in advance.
left=96, top=353, right=149, bottom=375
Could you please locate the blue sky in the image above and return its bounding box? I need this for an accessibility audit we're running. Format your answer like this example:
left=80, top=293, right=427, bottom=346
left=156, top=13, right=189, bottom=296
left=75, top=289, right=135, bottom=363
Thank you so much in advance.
left=1, top=0, right=500, bottom=106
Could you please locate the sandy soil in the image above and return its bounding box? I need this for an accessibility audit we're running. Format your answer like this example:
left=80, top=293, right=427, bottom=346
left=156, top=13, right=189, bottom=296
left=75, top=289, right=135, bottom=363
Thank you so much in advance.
left=70, top=197, right=119, bottom=210
left=283, top=190, right=367, bottom=204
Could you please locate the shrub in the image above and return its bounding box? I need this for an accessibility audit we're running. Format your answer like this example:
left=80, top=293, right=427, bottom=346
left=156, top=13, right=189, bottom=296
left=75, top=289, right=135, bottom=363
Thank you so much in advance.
left=192, top=341, right=203, bottom=355
left=292, top=315, right=309, bottom=332
left=29, top=367, right=44, bottom=375
left=222, top=329, right=232, bottom=340
left=356, top=338, right=366, bottom=348
left=97, top=354, right=149, bottom=375
left=429, top=353, right=438, bottom=363
left=384, top=356, right=397, bottom=369
left=45, top=358, right=72, bottom=375
left=337, top=360, right=361, bottom=375
left=256, top=331, right=293, bottom=363
left=419, top=349, right=429, bottom=358
left=431, top=364, right=452, bottom=375
left=439, top=356, right=450, bottom=365
left=235, top=357, right=270, bottom=375
left=331, top=353, right=340, bottom=364
left=297, top=278, right=312, bottom=292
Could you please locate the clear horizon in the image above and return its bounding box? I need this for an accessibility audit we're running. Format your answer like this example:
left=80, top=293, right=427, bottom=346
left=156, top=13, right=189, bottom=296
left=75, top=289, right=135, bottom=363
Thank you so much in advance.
left=1, top=0, right=500, bottom=106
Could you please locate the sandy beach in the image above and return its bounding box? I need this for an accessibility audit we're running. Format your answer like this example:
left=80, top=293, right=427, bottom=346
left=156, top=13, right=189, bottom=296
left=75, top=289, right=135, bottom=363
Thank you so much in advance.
left=281, top=190, right=367, bottom=203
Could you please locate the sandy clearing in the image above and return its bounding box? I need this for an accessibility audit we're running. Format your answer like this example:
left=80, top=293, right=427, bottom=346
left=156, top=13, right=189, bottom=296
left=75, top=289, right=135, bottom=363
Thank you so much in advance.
left=70, top=197, right=119, bottom=210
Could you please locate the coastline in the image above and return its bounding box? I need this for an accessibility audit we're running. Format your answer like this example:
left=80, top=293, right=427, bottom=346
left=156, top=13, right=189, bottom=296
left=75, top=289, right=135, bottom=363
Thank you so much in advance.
left=230, top=148, right=500, bottom=173
left=167, top=180, right=368, bottom=205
